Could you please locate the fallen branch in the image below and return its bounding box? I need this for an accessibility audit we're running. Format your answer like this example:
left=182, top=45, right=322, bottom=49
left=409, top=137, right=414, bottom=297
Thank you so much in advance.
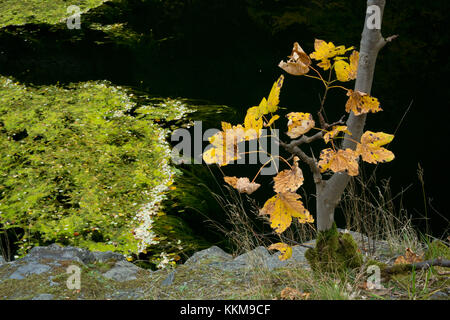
left=384, top=258, right=450, bottom=275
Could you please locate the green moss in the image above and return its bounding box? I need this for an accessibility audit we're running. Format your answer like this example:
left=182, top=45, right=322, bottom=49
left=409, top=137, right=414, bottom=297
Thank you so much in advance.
left=305, top=223, right=363, bottom=273
left=0, top=0, right=109, bottom=28
left=424, top=240, right=450, bottom=260
left=0, top=76, right=190, bottom=256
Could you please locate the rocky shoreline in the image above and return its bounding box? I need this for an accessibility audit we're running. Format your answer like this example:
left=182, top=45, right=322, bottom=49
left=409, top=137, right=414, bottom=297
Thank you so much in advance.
left=1, top=230, right=448, bottom=300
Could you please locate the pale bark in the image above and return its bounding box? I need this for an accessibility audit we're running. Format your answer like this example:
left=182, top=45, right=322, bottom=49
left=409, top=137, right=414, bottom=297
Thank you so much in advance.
left=316, top=0, right=396, bottom=231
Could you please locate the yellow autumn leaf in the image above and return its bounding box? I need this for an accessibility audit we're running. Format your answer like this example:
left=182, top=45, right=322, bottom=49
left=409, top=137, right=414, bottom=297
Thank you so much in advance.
left=323, top=125, right=351, bottom=144
left=345, top=90, right=382, bottom=115
left=264, top=114, right=280, bottom=127
left=260, top=192, right=312, bottom=233
left=265, top=75, right=284, bottom=113
left=268, top=243, right=293, bottom=261
left=318, top=148, right=359, bottom=176
left=203, top=125, right=246, bottom=166
left=273, top=157, right=304, bottom=193
left=310, top=39, right=353, bottom=70
left=278, top=42, right=311, bottom=76
left=286, top=112, right=315, bottom=138
left=356, top=131, right=395, bottom=164
left=334, top=50, right=359, bottom=82
left=244, top=106, right=263, bottom=138
left=224, top=176, right=261, bottom=195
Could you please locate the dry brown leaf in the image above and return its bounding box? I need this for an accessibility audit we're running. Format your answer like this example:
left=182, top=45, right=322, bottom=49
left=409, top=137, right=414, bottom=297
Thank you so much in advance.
left=224, top=176, right=260, bottom=195
left=278, top=42, right=311, bottom=76
left=394, top=248, right=423, bottom=265
left=273, top=157, right=304, bottom=193
left=318, top=148, right=359, bottom=176
left=280, top=287, right=310, bottom=300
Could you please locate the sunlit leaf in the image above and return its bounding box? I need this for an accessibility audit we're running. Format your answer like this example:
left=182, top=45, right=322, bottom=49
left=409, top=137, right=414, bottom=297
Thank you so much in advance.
left=318, top=148, right=359, bottom=176
left=323, top=125, right=351, bottom=144
left=345, top=90, right=382, bottom=115
left=264, top=115, right=280, bottom=127
left=334, top=50, right=359, bottom=82
left=356, top=131, right=395, bottom=164
left=286, top=112, right=315, bottom=138
left=244, top=106, right=263, bottom=138
left=309, top=39, right=353, bottom=70
left=268, top=242, right=293, bottom=261
left=260, top=192, right=312, bottom=233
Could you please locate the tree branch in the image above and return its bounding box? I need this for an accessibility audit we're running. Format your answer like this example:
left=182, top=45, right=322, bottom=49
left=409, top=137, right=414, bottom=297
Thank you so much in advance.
left=383, top=259, right=450, bottom=276
left=287, top=131, right=323, bottom=148
left=279, top=140, right=322, bottom=183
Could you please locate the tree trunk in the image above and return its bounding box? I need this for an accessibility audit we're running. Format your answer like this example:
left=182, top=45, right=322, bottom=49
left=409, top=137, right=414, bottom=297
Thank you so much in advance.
left=316, top=0, right=392, bottom=231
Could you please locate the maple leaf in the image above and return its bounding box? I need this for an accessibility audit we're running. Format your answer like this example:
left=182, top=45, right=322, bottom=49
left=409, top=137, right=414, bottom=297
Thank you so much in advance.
left=273, top=157, right=304, bottom=193
left=345, top=90, right=382, bottom=115
left=323, top=125, right=351, bottom=144
left=260, top=192, right=312, bottom=233
left=278, top=42, right=311, bottom=76
left=268, top=243, right=293, bottom=261
left=286, top=112, right=315, bottom=138
left=244, top=106, right=263, bottom=139
left=257, top=75, right=284, bottom=115
left=394, top=248, right=423, bottom=265
left=224, top=176, right=261, bottom=195
left=356, top=131, right=395, bottom=164
left=203, top=124, right=247, bottom=166
left=318, top=148, right=359, bottom=176
left=334, top=50, right=359, bottom=82
left=310, top=39, right=353, bottom=70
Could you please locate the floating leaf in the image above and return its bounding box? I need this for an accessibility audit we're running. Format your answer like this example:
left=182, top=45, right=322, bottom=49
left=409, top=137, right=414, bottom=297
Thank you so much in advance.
left=318, top=148, right=359, bottom=176
left=356, top=131, right=395, bottom=164
left=224, top=176, right=261, bottom=195
left=273, top=157, right=304, bottom=193
left=268, top=243, right=293, bottom=261
left=278, top=42, right=311, bottom=76
left=345, top=90, right=382, bottom=115
left=323, top=125, right=351, bottom=144
left=334, top=50, right=359, bottom=82
left=286, top=112, right=315, bottom=138
left=260, top=192, right=312, bottom=233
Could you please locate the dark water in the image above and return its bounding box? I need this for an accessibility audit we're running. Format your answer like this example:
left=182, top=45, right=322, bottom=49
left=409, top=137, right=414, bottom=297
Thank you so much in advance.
left=1, top=0, right=449, bottom=241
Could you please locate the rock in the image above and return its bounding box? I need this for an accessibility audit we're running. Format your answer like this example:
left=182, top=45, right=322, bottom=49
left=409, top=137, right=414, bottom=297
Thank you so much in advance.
left=106, top=290, right=145, bottom=300
left=219, top=246, right=270, bottom=271
left=102, top=260, right=141, bottom=282
left=161, top=270, right=175, bottom=286
left=9, top=262, right=51, bottom=280
left=184, top=246, right=232, bottom=266
left=32, top=293, right=54, bottom=300
left=25, top=244, right=95, bottom=265
left=264, top=245, right=309, bottom=270
left=92, top=251, right=125, bottom=263
left=0, top=255, right=5, bottom=265
left=429, top=291, right=448, bottom=300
